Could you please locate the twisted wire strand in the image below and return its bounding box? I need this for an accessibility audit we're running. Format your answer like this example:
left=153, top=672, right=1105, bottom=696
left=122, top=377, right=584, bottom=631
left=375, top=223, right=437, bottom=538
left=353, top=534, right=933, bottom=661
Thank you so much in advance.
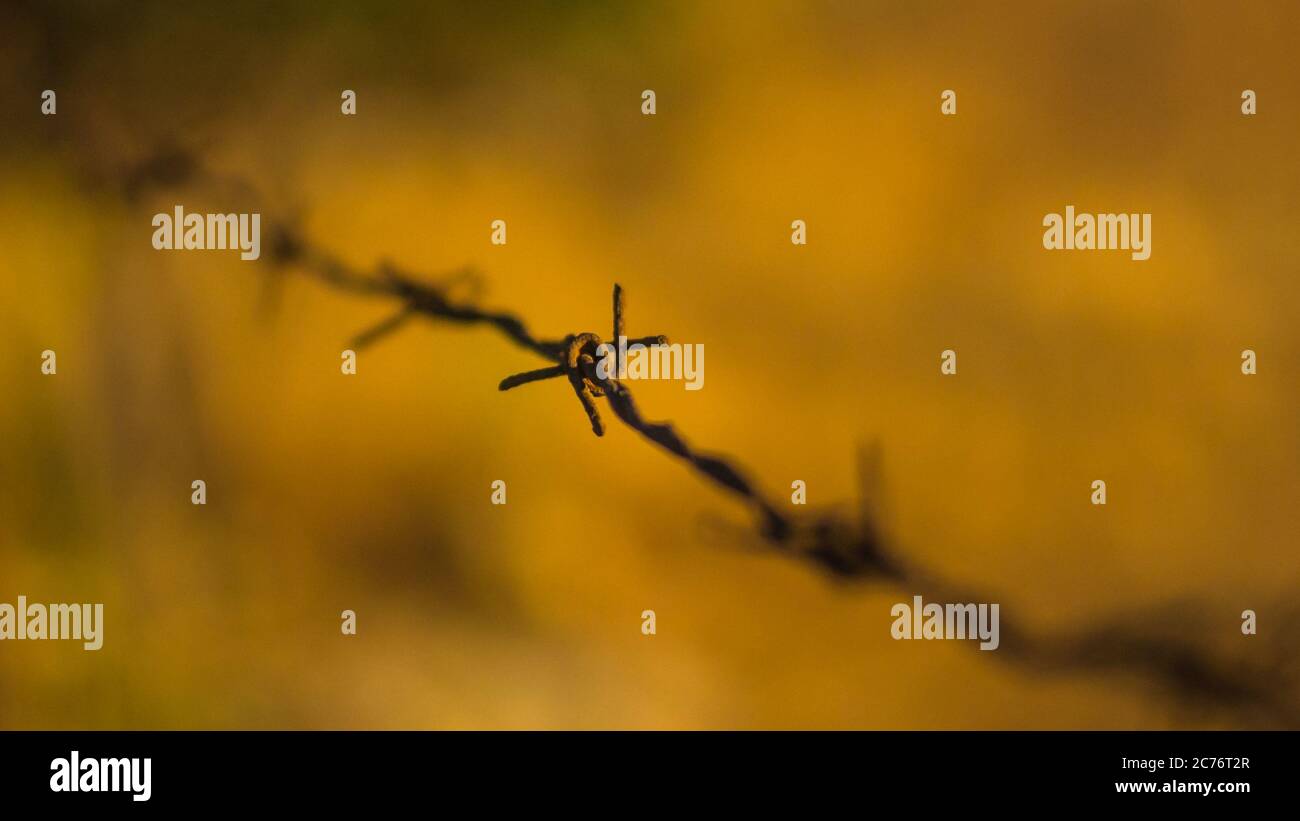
left=118, top=146, right=1299, bottom=727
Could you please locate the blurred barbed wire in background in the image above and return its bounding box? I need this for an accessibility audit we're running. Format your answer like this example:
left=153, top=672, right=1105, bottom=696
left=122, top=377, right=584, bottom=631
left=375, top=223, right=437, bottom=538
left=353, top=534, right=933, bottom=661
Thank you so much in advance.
left=107, top=143, right=1300, bottom=728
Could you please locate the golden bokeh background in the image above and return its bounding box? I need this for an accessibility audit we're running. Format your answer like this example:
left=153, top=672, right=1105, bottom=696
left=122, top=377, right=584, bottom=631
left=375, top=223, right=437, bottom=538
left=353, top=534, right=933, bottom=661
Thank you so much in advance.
left=1, top=1, right=1297, bottom=728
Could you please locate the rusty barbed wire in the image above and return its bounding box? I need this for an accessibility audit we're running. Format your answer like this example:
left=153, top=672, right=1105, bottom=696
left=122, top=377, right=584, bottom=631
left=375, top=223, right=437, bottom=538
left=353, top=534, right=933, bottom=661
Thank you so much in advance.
left=115, top=145, right=1299, bottom=727
left=266, top=228, right=901, bottom=581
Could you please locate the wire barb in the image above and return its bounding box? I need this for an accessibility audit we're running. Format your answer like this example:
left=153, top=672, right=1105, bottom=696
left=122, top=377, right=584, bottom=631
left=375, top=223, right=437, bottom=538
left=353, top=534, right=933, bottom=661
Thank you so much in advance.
left=498, top=285, right=669, bottom=440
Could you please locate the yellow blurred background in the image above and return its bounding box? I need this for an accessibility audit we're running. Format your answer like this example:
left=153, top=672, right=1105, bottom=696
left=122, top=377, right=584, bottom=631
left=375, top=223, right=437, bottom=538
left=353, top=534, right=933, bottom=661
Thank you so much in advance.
left=1, top=0, right=1297, bottom=728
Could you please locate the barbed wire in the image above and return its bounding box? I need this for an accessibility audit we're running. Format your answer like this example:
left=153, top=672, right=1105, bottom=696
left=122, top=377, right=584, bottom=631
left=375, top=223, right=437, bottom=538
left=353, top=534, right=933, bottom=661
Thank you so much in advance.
left=119, top=145, right=1299, bottom=727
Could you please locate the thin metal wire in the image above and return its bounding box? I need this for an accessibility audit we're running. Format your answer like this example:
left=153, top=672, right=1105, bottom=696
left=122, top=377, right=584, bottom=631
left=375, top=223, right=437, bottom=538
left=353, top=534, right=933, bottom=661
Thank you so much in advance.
left=120, top=147, right=1300, bottom=727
